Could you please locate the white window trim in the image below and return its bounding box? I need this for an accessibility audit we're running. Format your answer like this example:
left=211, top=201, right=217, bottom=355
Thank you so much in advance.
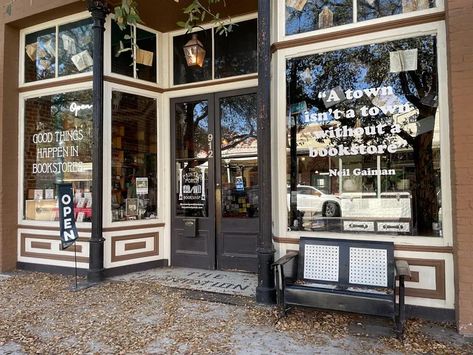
left=18, top=82, right=93, bottom=229
left=19, top=11, right=94, bottom=88
left=277, top=0, right=445, bottom=43
left=104, top=16, right=160, bottom=86
left=273, top=20, right=453, bottom=247
left=103, top=82, right=163, bottom=228
left=168, top=13, right=258, bottom=89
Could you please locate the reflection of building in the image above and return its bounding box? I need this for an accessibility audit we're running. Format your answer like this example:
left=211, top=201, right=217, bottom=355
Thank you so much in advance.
left=0, top=0, right=472, bottom=336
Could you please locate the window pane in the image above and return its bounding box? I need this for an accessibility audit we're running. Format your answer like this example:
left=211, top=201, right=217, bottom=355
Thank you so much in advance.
left=111, top=21, right=134, bottom=78
left=173, top=30, right=212, bottom=85
left=24, top=27, right=56, bottom=82
left=358, top=0, right=435, bottom=22
left=176, top=160, right=209, bottom=217
left=221, top=157, right=259, bottom=218
left=175, top=100, right=210, bottom=159
left=215, top=19, right=257, bottom=79
left=111, top=92, right=157, bottom=222
left=286, top=35, right=441, bottom=237
left=58, top=18, right=94, bottom=77
left=136, top=28, right=157, bottom=82
left=220, top=93, right=258, bottom=158
left=285, top=0, right=353, bottom=36
left=23, top=90, right=93, bottom=222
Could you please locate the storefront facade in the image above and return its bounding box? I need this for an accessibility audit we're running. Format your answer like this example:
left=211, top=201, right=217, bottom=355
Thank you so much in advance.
left=0, top=0, right=472, bottom=335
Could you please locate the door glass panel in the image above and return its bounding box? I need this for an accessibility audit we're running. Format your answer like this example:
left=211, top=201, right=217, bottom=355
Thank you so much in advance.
left=175, top=100, right=211, bottom=159
left=220, top=94, right=258, bottom=158
left=176, top=159, right=209, bottom=217
left=221, top=158, right=258, bottom=218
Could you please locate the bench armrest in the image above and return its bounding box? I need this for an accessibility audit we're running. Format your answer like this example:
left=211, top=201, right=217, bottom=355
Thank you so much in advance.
left=395, top=260, right=411, bottom=278
left=273, top=250, right=299, bottom=267
left=273, top=251, right=299, bottom=309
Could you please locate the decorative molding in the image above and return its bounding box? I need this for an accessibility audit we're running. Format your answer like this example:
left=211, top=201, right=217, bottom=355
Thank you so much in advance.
left=103, top=223, right=165, bottom=232
left=394, top=245, right=454, bottom=253
left=396, top=258, right=446, bottom=300
left=20, top=234, right=89, bottom=263
left=111, top=233, right=159, bottom=262
left=30, top=241, right=51, bottom=250
left=18, top=224, right=92, bottom=233
left=272, top=12, right=446, bottom=53
left=18, top=76, right=92, bottom=93
left=165, top=74, right=258, bottom=92
left=104, top=76, right=163, bottom=93
left=272, top=236, right=454, bottom=254
left=125, top=241, right=147, bottom=251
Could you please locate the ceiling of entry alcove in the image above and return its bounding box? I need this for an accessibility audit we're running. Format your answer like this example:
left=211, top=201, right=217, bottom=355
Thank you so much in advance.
left=109, top=0, right=258, bottom=32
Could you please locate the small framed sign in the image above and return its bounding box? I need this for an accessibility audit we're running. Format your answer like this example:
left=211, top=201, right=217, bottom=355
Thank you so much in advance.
left=33, top=189, right=43, bottom=200
left=126, top=198, right=138, bottom=216
left=45, top=189, right=55, bottom=200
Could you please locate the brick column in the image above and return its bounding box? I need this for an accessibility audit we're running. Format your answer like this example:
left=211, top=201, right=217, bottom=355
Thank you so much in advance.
left=447, top=0, right=473, bottom=336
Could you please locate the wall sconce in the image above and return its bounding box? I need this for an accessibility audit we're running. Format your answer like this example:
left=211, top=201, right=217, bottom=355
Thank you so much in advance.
left=183, top=33, right=206, bottom=68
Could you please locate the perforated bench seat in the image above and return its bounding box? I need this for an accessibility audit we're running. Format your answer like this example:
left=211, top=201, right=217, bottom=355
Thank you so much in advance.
left=273, top=237, right=410, bottom=337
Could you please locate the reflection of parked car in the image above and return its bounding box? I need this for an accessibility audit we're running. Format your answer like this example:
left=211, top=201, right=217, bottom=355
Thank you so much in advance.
left=287, top=185, right=341, bottom=217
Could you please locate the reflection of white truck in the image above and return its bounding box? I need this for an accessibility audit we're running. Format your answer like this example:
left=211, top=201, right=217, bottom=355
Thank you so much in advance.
left=287, top=185, right=341, bottom=217
left=340, top=192, right=412, bottom=233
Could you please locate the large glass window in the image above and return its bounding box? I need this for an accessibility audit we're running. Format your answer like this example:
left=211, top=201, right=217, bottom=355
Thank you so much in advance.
left=286, top=0, right=436, bottom=36
left=23, top=90, right=93, bottom=222
left=24, top=18, right=93, bottom=83
left=173, top=18, right=257, bottom=85
left=286, top=35, right=442, bottom=237
left=111, top=91, right=158, bottom=222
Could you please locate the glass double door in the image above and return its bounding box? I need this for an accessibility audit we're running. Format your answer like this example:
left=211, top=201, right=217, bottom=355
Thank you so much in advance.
left=171, top=88, right=259, bottom=272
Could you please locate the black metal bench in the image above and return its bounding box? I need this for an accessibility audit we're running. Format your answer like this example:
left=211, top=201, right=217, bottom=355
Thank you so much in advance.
left=273, top=237, right=411, bottom=337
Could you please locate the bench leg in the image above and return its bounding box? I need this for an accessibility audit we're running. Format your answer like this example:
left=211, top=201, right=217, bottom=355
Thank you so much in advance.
left=396, top=275, right=407, bottom=339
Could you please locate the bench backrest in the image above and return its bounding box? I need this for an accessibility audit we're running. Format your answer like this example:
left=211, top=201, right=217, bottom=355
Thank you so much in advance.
left=298, top=237, right=395, bottom=290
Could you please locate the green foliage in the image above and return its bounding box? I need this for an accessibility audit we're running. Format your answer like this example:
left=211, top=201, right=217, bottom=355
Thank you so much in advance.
left=114, top=0, right=142, bottom=30
left=176, top=0, right=232, bottom=35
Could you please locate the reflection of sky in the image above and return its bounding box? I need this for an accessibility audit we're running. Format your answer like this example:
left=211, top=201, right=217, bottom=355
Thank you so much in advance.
left=193, top=102, right=209, bottom=131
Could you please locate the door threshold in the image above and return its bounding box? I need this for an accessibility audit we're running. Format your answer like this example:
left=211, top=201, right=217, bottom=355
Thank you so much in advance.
left=110, top=266, right=257, bottom=298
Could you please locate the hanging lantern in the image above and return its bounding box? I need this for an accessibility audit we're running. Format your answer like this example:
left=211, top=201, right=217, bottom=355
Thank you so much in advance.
left=183, top=33, right=206, bottom=68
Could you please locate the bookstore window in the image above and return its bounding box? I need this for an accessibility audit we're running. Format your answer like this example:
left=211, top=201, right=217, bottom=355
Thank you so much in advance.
left=110, top=21, right=158, bottom=83
left=173, top=18, right=257, bottom=85
left=286, top=34, right=442, bottom=237
left=23, top=89, right=93, bottom=222
left=24, top=17, right=94, bottom=83
left=285, top=0, right=436, bottom=36
left=111, top=91, right=158, bottom=222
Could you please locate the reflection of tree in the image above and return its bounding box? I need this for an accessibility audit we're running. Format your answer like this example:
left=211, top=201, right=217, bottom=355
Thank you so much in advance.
left=220, top=94, right=257, bottom=152
left=178, top=101, right=209, bottom=160
left=286, top=0, right=353, bottom=35
left=287, top=35, right=439, bottom=234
